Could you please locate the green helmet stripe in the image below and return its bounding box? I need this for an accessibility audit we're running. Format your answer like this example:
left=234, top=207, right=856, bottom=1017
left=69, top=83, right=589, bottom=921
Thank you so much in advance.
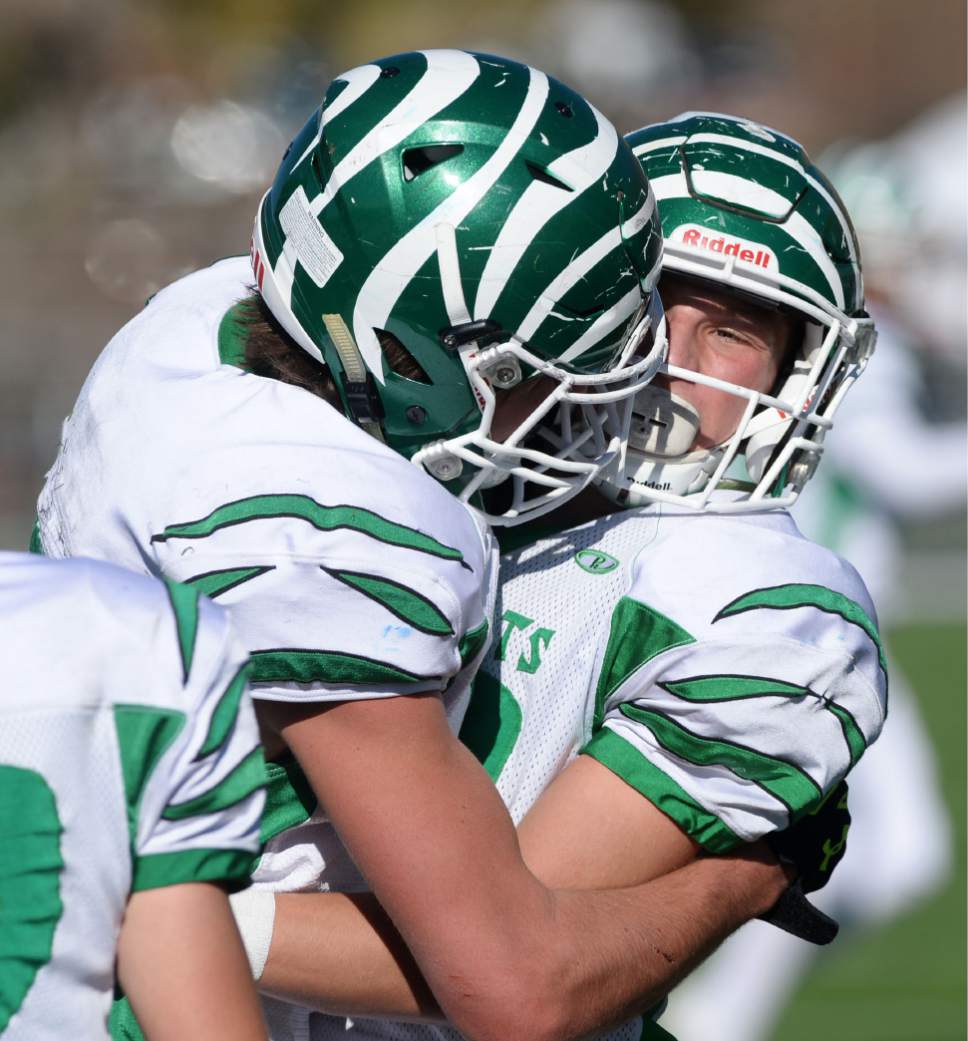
left=687, top=132, right=859, bottom=266
left=473, top=103, right=619, bottom=319
left=289, top=63, right=382, bottom=173
left=632, top=117, right=862, bottom=314
left=652, top=172, right=846, bottom=309
left=308, top=51, right=480, bottom=220
left=266, top=51, right=483, bottom=327
left=559, top=284, right=642, bottom=363
left=517, top=187, right=655, bottom=347
left=350, top=63, right=550, bottom=381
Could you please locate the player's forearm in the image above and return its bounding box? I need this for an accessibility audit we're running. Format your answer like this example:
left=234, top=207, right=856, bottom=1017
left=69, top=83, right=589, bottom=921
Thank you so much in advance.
left=260, top=891, right=443, bottom=1022
left=270, top=696, right=785, bottom=1041
left=541, top=845, right=790, bottom=1041
left=120, top=883, right=268, bottom=1041
left=252, top=847, right=786, bottom=1041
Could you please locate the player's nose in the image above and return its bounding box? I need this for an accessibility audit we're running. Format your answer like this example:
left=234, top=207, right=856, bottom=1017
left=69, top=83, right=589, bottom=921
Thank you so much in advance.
left=665, top=305, right=698, bottom=370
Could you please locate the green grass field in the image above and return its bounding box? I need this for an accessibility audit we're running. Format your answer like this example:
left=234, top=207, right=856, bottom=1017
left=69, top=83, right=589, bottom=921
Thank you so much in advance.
left=773, top=623, right=967, bottom=1041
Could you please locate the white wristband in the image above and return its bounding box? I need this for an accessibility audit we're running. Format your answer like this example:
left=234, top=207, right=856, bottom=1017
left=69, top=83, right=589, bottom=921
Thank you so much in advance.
left=229, top=887, right=276, bottom=981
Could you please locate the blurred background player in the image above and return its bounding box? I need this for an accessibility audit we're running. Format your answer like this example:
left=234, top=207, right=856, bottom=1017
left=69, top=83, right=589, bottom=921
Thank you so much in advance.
left=663, top=93, right=965, bottom=1041
left=0, top=552, right=267, bottom=1041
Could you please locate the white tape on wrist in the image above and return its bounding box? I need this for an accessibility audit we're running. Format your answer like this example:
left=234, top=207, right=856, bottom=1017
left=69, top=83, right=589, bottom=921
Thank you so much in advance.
left=229, top=887, right=276, bottom=981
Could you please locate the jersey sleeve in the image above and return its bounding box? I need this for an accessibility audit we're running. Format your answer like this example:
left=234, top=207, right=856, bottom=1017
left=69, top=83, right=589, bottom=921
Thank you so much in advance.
left=114, top=584, right=267, bottom=892
left=149, top=492, right=492, bottom=704
left=581, top=577, right=888, bottom=853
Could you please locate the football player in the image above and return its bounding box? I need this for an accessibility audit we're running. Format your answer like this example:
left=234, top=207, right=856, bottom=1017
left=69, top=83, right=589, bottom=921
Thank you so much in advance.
left=207, top=114, right=884, bottom=1041
left=0, top=552, right=266, bottom=1041
left=35, top=55, right=788, bottom=1041
left=665, top=116, right=964, bottom=1041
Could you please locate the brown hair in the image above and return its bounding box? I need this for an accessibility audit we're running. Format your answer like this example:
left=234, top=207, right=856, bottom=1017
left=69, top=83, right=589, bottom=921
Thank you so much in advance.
left=236, top=291, right=341, bottom=405
left=235, top=292, right=432, bottom=408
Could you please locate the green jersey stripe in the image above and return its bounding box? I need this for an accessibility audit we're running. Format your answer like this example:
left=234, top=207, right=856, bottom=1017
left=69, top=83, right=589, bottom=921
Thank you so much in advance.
left=459, top=671, right=522, bottom=783
left=261, top=753, right=318, bottom=845
left=161, top=746, right=266, bottom=823
left=713, top=583, right=887, bottom=675
left=582, top=728, right=740, bottom=852
left=151, top=494, right=469, bottom=569
left=113, top=706, right=186, bottom=843
left=321, top=566, right=454, bottom=636
left=459, top=618, right=490, bottom=669
left=662, top=673, right=869, bottom=767
left=662, top=675, right=809, bottom=702
left=162, top=579, right=201, bottom=683
left=185, top=565, right=274, bottom=600
left=619, top=703, right=821, bottom=815
left=0, top=766, right=65, bottom=1033
left=594, top=597, right=695, bottom=728
left=249, top=648, right=437, bottom=687
left=195, top=663, right=251, bottom=760
left=28, top=520, right=43, bottom=555
left=131, top=847, right=258, bottom=894
left=825, top=702, right=867, bottom=767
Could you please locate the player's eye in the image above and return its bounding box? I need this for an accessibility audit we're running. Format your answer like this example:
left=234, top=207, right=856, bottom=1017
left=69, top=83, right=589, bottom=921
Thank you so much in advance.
left=712, top=325, right=767, bottom=351
left=713, top=326, right=748, bottom=344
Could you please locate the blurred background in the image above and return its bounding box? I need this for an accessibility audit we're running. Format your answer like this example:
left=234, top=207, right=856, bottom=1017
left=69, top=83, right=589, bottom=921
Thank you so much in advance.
left=1, top=1, right=964, bottom=1038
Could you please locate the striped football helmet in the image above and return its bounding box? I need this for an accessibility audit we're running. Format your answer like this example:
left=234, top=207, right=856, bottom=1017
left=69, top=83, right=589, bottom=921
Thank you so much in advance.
left=599, top=112, right=876, bottom=513
left=252, top=50, right=667, bottom=524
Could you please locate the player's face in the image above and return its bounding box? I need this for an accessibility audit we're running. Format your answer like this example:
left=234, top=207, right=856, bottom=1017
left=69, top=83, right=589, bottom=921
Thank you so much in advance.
left=661, top=274, right=794, bottom=449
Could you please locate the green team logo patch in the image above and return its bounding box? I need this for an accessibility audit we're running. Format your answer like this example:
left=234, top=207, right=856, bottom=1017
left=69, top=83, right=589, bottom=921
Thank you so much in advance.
left=575, top=548, right=619, bottom=575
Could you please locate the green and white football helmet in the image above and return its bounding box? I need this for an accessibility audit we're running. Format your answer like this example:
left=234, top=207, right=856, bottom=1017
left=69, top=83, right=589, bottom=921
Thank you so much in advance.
left=252, top=49, right=666, bottom=524
left=598, top=112, right=876, bottom=513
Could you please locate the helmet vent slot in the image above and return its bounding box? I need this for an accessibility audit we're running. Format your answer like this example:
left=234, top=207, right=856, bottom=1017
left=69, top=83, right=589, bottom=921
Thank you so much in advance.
left=525, top=161, right=572, bottom=192
left=375, top=328, right=432, bottom=384
left=402, top=144, right=464, bottom=182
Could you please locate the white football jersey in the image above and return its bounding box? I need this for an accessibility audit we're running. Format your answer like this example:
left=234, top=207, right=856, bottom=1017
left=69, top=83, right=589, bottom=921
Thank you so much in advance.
left=294, top=501, right=886, bottom=1041
left=36, top=256, right=496, bottom=891
left=0, top=552, right=264, bottom=1041
left=471, top=502, right=886, bottom=846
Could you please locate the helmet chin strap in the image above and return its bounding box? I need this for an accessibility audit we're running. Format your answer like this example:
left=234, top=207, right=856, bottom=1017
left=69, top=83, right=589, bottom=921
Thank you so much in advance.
left=321, top=314, right=386, bottom=443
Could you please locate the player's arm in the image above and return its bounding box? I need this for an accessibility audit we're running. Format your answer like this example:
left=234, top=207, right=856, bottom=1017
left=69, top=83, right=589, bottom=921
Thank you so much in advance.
left=117, top=882, right=267, bottom=1041
left=260, top=694, right=788, bottom=1041
left=254, top=748, right=788, bottom=1026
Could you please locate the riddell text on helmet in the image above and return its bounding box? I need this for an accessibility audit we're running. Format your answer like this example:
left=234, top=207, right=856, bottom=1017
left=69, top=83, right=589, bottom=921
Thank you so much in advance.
left=679, top=227, right=775, bottom=269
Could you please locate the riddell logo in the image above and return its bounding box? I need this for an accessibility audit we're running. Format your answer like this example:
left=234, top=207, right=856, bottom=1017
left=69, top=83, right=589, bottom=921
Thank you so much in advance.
left=677, top=227, right=775, bottom=270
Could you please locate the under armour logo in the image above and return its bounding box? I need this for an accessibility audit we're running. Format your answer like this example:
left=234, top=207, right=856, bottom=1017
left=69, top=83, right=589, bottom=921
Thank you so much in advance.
left=819, top=824, right=850, bottom=873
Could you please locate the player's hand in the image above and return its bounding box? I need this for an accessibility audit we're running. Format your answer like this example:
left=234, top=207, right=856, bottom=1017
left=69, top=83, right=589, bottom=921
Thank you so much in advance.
left=768, top=779, right=850, bottom=893
left=758, top=780, right=850, bottom=945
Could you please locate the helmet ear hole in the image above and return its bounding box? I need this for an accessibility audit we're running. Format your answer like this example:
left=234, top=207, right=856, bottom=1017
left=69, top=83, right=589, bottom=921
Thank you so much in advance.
left=375, top=328, right=433, bottom=384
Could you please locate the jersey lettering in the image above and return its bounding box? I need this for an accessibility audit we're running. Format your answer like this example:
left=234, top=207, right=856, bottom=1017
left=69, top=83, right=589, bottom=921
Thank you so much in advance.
left=494, top=610, right=532, bottom=661
left=516, top=627, right=555, bottom=675
left=494, top=609, right=555, bottom=675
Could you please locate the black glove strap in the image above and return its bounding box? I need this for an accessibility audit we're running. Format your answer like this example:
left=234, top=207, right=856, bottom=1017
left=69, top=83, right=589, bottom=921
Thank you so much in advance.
left=758, top=881, right=840, bottom=946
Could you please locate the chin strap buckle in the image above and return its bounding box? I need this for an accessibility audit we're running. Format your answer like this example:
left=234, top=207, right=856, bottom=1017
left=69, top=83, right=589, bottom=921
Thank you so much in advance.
left=341, top=374, right=386, bottom=442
